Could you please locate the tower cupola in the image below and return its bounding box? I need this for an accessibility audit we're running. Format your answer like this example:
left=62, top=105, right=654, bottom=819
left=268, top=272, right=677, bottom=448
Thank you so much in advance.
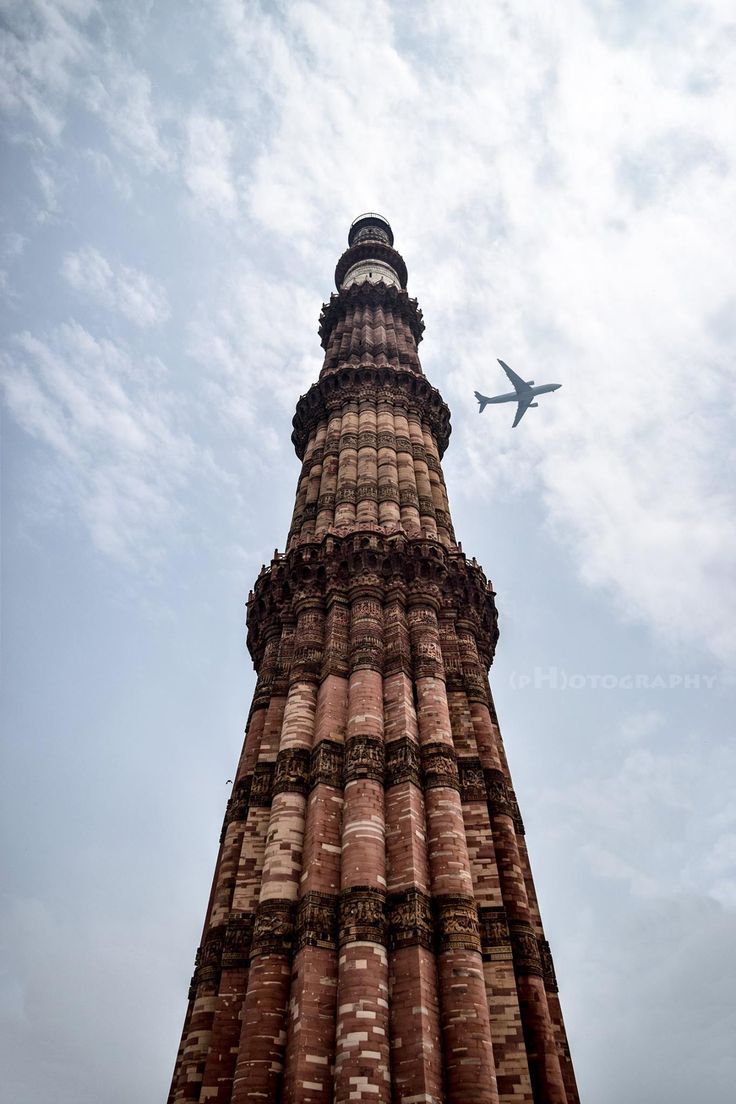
left=335, top=211, right=408, bottom=290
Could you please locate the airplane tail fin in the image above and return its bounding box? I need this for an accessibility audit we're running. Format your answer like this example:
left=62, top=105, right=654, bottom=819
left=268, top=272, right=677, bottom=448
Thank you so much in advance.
left=474, top=391, right=489, bottom=413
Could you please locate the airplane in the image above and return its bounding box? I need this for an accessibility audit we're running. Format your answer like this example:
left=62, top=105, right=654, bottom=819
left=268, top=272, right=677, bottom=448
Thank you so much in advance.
left=475, top=360, right=562, bottom=427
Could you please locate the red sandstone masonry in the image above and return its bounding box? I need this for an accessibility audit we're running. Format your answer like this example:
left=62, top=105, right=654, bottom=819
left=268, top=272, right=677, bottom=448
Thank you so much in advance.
left=168, top=217, right=580, bottom=1104
left=383, top=668, right=443, bottom=1104
left=334, top=600, right=391, bottom=1104
left=282, top=671, right=348, bottom=1102
left=408, top=602, right=499, bottom=1104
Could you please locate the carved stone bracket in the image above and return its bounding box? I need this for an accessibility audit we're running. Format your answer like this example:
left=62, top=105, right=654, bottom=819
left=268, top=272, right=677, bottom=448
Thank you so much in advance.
left=385, top=736, right=421, bottom=789
left=293, top=366, right=450, bottom=460
left=387, top=888, right=433, bottom=951
left=433, top=894, right=481, bottom=954
left=339, top=885, right=387, bottom=946
left=246, top=534, right=498, bottom=677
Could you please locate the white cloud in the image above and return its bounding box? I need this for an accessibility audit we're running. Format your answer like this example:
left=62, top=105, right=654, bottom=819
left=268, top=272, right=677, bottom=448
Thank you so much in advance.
left=1, top=322, right=195, bottom=562
left=0, top=0, right=95, bottom=138
left=208, top=0, right=736, bottom=665
left=0, top=2, right=172, bottom=172
left=83, top=62, right=173, bottom=173
left=184, top=113, right=238, bottom=219
left=62, top=246, right=170, bottom=327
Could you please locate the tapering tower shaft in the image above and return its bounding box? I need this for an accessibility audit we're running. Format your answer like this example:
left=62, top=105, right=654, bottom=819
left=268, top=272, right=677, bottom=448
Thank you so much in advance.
left=168, top=215, right=579, bottom=1104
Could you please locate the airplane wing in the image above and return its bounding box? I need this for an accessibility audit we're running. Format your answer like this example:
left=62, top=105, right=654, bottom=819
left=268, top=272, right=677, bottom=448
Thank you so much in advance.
left=512, top=394, right=534, bottom=428
left=498, top=359, right=530, bottom=395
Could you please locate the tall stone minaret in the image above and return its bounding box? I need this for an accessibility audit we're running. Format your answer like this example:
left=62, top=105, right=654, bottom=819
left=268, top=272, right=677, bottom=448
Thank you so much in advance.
left=168, top=214, right=580, bottom=1104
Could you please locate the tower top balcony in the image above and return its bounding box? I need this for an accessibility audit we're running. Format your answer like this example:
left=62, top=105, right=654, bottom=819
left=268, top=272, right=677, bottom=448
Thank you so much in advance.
left=336, top=212, right=408, bottom=290
left=348, top=212, right=395, bottom=247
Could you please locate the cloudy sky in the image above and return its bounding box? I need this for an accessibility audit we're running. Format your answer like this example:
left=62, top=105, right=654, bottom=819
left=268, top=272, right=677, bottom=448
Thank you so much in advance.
left=1, top=1, right=735, bottom=1101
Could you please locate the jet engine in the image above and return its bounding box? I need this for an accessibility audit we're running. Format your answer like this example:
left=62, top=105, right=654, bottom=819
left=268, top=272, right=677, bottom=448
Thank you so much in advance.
left=529, top=402, right=538, bottom=408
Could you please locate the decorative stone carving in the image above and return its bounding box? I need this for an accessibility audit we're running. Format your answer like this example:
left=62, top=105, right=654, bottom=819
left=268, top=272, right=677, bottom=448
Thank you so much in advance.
left=378, top=481, right=400, bottom=503
left=249, top=761, right=275, bottom=807
left=458, top=757, right=486, bottom=803
left=310, top=739, right=344, bottom=789
left=220, top=776, right=252, bottom=840
left=539, top=938, right=559, bottom=992
left=509, top=920, right=544, bottom=978
left=433, top=894, right=481, bottom=954
left=385, top=736, right=421, bottom=789
left=399, top=485, right=419, bottom=506
left=273, top=747, right=311, bottom=796
left=387, top=888, right=433, bottom=951
left=338, top=433, right=358, bottom=452
left=356, top=482, right=378, bottom=501
left=251, top=899, right=296, bottom=958
left=296, top=891, right=339, bottom=950
left=222, top=912, right=254, bottom=969
left=422, top=742, right=460, bottom=792
left=339, top=885, right=387, bottom=946
left=485, top=767, right=513, bottom=818
left=345, top=734, right=385, bottom=783
left=196, top=923, right=227, bottom=988
left=478, top=905, right=511, bottom=962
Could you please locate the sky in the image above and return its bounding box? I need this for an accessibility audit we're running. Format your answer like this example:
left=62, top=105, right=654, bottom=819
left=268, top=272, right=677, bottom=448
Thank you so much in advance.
left=1, top=1, right=735, bottom=1101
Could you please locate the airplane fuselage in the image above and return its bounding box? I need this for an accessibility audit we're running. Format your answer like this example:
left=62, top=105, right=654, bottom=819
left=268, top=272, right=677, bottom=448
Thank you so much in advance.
left=481, top=382, right=561, bottom=405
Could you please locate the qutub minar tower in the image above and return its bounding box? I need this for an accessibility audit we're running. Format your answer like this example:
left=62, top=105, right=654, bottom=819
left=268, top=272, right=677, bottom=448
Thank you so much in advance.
left=168, top=214, right=579, bottom=1104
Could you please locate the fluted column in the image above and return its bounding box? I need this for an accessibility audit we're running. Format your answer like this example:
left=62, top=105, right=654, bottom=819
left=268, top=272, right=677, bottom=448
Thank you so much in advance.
left=335, top=402, right=358, bottom=528
left=334, top=587, right=391, bottom=1103
left=457, top=626, right=567, bottom=1104
left=394, top=405, right=421, bottom=536
left=282, top=594, right=349, bottom=1102
left=383, top=585, right=443, bottom=1103
left=232, top=600, right=323, bottom=1103
left=408, top=595, right=498, bottom=1104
